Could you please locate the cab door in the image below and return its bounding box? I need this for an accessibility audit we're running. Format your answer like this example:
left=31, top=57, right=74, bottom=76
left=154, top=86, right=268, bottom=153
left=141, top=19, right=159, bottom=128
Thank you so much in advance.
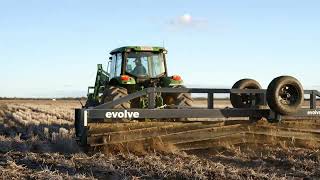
left=109, top=53, right=123, bottom=78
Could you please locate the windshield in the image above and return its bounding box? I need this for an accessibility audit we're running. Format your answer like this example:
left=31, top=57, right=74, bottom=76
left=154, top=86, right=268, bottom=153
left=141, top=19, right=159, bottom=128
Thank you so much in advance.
left=125, top=51, right=166, bottom=78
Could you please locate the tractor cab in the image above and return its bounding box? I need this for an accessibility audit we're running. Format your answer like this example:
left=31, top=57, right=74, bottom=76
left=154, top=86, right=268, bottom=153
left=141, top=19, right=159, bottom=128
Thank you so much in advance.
left=108, top=46, right=168, bottom=82
left=125, top=51, right=166, bottom=78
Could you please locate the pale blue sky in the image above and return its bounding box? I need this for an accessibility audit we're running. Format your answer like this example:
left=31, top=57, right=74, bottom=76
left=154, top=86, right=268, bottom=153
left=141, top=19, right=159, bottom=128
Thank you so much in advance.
left=0, top=0, right=319, bottom=97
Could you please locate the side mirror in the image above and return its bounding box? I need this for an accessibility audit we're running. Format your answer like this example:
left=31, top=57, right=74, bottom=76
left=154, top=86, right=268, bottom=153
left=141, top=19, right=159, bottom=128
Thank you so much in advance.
left=109, top=57, right=112, bottom=60
left=87, top=87, right=94, bottom=94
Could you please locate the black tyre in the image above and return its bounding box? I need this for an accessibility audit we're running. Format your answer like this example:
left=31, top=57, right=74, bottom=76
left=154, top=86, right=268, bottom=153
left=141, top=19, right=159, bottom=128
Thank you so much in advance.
left=163, top=85, right=193, bottom=121
left=84, top=100, right=99, bottom=108
left=163, top=85, right=193, bottom=108
left=101, top=86, right=130, bottom=109
left=230, top=79, right=263, bottom=108
left=266, top=76, right=304, bottom=115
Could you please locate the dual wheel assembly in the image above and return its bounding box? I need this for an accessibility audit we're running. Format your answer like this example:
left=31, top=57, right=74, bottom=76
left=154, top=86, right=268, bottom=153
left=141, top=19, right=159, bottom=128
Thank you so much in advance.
left=230, top=76, right=304, bottom=116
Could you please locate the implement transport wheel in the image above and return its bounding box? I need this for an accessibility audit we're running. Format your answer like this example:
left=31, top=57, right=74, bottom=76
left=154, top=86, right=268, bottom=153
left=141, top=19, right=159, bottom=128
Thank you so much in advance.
left=163, top=85, right=193, bottom=108
left=101, top=86, right=130, bottom=109
left=266, top=76, right=304, bottom=115
left=230, top=79, right=263, bottom=108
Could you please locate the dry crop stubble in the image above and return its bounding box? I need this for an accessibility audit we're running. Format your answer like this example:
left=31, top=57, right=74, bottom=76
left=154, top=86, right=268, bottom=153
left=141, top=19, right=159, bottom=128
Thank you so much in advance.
left=0, top=100, right=319, bottom=179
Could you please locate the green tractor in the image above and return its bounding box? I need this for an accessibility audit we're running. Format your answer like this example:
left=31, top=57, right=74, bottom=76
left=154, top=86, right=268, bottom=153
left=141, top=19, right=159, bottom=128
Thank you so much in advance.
left=85, top=46, right=192, bottom=109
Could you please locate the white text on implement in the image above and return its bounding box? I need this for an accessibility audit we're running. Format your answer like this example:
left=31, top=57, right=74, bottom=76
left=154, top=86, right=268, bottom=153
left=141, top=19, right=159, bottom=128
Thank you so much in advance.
left=307, top=110, right=320, bottom=115
left=105, top=110, right=139, bottom=119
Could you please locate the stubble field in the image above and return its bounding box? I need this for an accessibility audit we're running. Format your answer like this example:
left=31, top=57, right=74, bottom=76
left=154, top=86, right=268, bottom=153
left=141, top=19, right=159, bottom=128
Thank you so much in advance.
left=0, top=99, right=319, bottom=180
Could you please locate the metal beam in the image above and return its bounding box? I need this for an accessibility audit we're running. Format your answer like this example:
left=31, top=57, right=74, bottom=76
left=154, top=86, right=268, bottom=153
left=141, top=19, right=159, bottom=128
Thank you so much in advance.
left=207, top=93, right=214, bottom=109
left=310, top=91, right=317, bottom=109
left=148, top=87, right=156, bottom=109
left=86, top=108, right=271, bottom=120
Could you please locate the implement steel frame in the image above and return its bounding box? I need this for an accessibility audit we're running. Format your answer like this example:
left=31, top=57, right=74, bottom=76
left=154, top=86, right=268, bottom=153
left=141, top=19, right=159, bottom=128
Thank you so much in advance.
left=75, top=88, right=320, bottom=126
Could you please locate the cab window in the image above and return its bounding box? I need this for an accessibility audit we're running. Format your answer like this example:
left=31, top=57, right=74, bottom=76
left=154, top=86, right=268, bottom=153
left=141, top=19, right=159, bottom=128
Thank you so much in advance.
left=109, top=54, right=117, bottom=78
left=109, top=53, right=123, bottom=78
left=125, top=52, right=165, bottom=77
left=115, top=53, right=122, bottom=76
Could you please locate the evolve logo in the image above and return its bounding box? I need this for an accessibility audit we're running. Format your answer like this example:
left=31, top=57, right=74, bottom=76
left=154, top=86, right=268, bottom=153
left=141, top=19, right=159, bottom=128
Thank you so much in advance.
left=105, top=110, right=140, bottom=119
left=307, top=110, right=320, bottom=115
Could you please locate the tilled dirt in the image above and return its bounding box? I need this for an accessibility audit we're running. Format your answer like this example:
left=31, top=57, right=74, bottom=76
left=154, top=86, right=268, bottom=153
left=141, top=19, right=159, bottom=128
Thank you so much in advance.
left=0, top=100, right=319, bottom=179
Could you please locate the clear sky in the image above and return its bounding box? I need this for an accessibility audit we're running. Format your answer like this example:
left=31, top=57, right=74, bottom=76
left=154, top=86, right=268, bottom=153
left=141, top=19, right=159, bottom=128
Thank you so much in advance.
left=0, top=0, right=319, bottom=97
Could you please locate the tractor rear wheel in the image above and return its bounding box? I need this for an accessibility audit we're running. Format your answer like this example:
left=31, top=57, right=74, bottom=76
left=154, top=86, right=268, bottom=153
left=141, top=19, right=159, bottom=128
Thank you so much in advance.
left=266, top=76, right=304, bottom=115
left=163, top=85, right=193, bottom=121
left=84, top=99, right=99, bottom=108
left=101, top=86, right=130, bottom=109
left=230, top=79, right=263, bottom=108
left=163, top=85, right=193, bottom=108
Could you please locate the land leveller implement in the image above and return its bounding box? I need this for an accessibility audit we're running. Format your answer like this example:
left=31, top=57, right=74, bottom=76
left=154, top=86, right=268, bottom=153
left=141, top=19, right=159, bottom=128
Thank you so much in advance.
left=75, top=46, right=320, bottom=152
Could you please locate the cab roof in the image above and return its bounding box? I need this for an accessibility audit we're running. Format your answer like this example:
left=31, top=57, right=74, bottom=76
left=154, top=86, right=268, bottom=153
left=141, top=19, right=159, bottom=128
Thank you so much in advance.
left=110, top=46, right=166, bottom=54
